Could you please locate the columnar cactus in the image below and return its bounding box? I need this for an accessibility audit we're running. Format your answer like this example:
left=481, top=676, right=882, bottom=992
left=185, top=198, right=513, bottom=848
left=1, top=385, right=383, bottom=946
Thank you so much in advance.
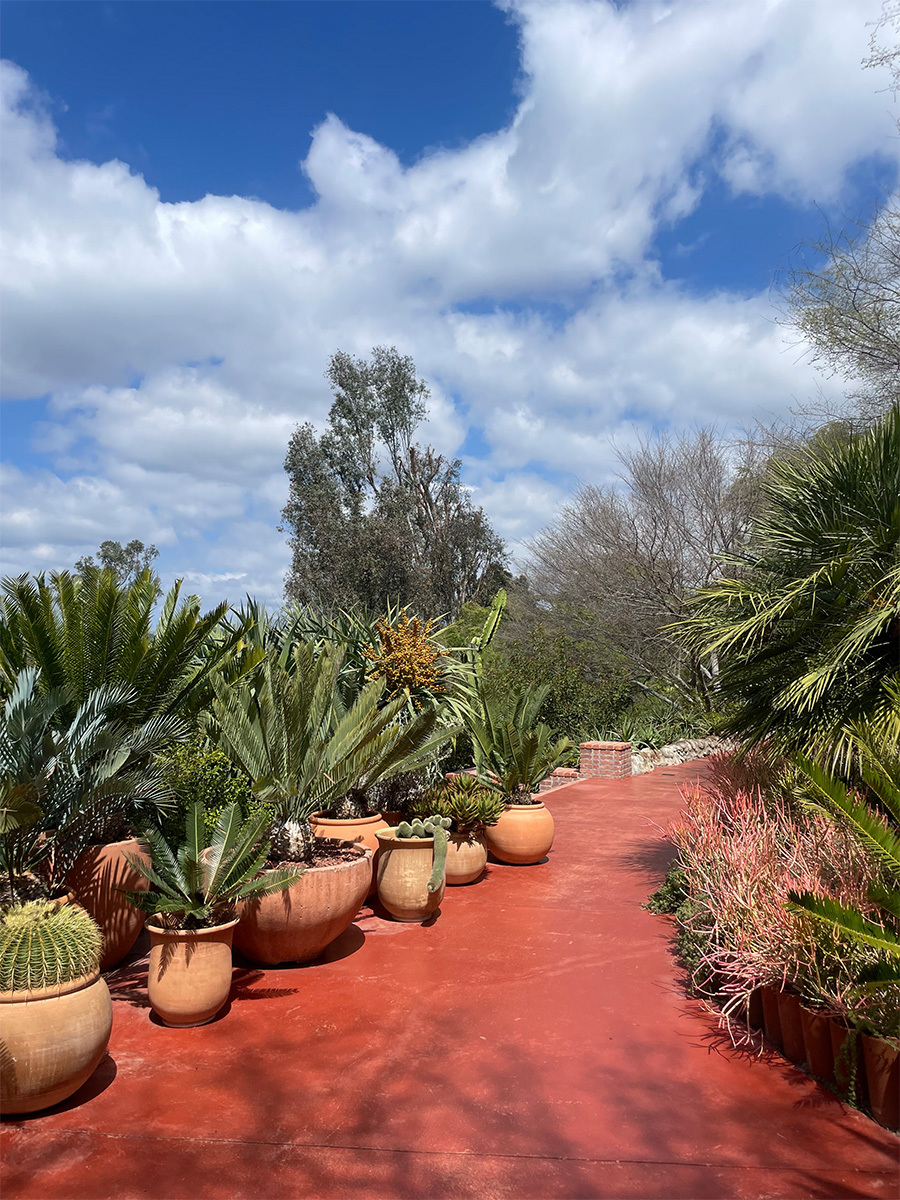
left=0, top=901, right=103, bottom=993
left=395, top=815, right=451, bottom=892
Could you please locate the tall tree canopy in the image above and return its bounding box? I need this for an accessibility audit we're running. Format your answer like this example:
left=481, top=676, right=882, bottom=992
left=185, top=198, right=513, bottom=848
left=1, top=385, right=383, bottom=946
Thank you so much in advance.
left=281, top=346, right=506, bottom=617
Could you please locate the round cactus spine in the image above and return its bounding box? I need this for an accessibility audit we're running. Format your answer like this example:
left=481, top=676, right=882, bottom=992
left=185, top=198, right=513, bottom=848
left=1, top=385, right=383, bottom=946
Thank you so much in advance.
left=0, top=901, right=103, bottom=993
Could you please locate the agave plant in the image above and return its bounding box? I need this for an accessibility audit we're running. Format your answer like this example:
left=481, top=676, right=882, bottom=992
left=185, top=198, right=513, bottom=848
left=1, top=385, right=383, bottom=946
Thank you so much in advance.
left=678, top=406, right=900, bottom=766
left=0, top=668, right=181, bottom=903
left=788, top=731, right=900, bottom=1020
left=125, top=802, right=301, bottom=929
left=0, top=567, right=250, bottom=727
left=208, top=644, right=452, bottom=864
left=466, top=683, right=573, bottom=802
left=416, top=774, right=507, bottom=834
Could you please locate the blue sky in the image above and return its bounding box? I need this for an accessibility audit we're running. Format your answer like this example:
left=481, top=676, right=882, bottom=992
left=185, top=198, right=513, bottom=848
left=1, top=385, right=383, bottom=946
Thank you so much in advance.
left=1, top=0, right=897, bottom=604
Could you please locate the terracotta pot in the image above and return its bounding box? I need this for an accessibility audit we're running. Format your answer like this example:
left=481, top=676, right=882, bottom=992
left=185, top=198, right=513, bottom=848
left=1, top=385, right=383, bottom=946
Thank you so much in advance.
left=234, top=844, right=371, bottom=965
left=829, top=1020, right=867, bottom=1107
left=146, top=918, right=238, bottom=1027
left=65, top=838, right=151, bottom=971
left=760, top=985, right=783, bottom=1049
left=375, top=828, right=445, bottom=922
left=800, top=1005, right=835, bottom=1082
left=776, top=990, right=806, bottom=1066
left=310, top=812, right=388, bottom=897
left=748, top=989, right=764, bottom=1031
left=861, top=1033, right=899, bottom=1131
left=483, top=801, right=555, bottom=865
left=0, top=972, right=112, bottom=1114
left=445, top=832, right=488, bottom=885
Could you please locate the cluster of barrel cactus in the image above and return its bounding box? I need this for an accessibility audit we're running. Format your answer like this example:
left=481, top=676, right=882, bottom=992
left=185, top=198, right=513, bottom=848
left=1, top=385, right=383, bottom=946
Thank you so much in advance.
left=395, top=815, right=451, bottom=892
left=0, top=901, right=103, bottom=993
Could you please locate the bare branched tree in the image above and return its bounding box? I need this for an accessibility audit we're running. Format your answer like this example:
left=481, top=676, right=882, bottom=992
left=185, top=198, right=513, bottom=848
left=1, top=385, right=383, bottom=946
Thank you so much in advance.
left=527, top=429, right=765, bottom=706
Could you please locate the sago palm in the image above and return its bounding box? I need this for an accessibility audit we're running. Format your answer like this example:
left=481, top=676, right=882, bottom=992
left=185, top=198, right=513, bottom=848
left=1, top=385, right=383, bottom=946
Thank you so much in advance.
left=466, top=684, right=574, bottom=800
left=679, top=406, right=900, bottom=764
left=208, top=644, right=450, bottom=864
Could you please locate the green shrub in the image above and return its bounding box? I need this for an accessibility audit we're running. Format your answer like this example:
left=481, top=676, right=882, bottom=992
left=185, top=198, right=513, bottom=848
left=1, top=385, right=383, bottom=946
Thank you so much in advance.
left=156, top=737, right=270, bottom=841
left=645, top=863, right=689, bottom=914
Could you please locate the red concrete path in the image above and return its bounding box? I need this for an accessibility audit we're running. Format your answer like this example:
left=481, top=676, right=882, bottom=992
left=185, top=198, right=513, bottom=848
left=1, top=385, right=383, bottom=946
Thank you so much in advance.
left=3, top=763, right=898, bottom=1200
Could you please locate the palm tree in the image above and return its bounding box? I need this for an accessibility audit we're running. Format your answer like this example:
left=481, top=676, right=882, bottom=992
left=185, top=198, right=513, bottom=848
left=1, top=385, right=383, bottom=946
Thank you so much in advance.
left=207, top=644, right=450, bottom=864
left=0, top=567, right=250, bottom=728
left=466, top=683, right=573, bottom=800
left=678, top=406, right=900, bottom=764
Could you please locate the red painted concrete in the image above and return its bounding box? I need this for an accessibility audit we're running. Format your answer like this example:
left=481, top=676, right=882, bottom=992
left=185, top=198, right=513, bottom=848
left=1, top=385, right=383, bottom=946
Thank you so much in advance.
left=3, top=763, right=898, bottom=1199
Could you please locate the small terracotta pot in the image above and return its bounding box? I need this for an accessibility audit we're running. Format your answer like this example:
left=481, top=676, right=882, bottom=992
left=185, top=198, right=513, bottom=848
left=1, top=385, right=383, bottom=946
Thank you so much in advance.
left=65, top=838, right=151, bottom=971
left=800, top=1005, right=835, bottom=1082
left=829, top=1020, right=867, bottom=1107
left=748, top=989, right=764, bottom=1031
left=375, top=828, right=445, bottom=922
left=146, top=918, right=238, bottom=1027
left=310, top=812, right=388, bottom=897
left=235, top=845, right=371, bottom=965
left=760, top=985, right=783, bottom=1049
left=484, top=801, right=555, bottom=865
left=776, top=990, right=806, bottom=1066
left=0, top=972, right=113, bottom=1114
left=861, top=1034, right=899, bottom=1131
left=445, top=832, right=488, bottom=886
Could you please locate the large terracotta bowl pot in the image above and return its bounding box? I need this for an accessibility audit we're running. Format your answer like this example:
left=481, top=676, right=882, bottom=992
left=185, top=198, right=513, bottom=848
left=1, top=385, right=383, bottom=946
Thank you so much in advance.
left=445, top=832, right=488, bottom=885
left=234, top=843, right=371, bottom=965
left=310, top=812, right=388, bottom=897
left=146, top=918, right=239, bottom=1028
left=65, top=838, right=151, bottom=971
left=484, top=801, right=555, bottom=865
left=0, top=972, right=113, bottom=1114
left=375, top=828, right=445, bottom=921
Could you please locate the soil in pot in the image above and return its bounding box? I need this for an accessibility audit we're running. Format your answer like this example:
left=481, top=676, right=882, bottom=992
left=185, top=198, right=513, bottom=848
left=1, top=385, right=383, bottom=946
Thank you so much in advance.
left=0, top=972, right=113, bottom=1114
left=861, top=1033, right=899, bottom=1131
left=235, top=840, right=371, bottom=966
left=776, top=990, right=806, bottom=1066
left=146, top=917, right=239, bottom=1027
left=484, top=800, right=555, bottom=865
left=445, top=832, right=488, bottom=886
left=66, top=838, right=151, bottom=971
left=375, top=828, right=445, bottom=921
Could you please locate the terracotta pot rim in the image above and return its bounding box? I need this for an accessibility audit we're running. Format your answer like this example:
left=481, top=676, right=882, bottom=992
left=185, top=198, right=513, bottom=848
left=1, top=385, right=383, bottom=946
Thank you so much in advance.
left=376, top=827, right=438, bottom=846
left=0, top=969, right=101, bottom=1004
left=146, top=917, right=240, bottom=938
left=502, top=800, right=548, bottom=811
left=310, top=812, right=385, bottom=826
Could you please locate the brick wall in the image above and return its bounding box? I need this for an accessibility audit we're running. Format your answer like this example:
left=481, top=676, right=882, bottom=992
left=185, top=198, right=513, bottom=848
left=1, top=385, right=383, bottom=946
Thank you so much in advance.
left=578, top=740, right=632, bottom=779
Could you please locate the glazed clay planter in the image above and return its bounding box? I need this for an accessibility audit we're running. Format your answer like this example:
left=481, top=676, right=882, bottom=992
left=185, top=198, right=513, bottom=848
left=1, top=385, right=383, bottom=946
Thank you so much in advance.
left=776, top=990, right=806, bottom=1066
left=484, top=801, right=555, bottom=865
left=759, top=985, right=783, bottom=1049
left=861, top=1033, right=899, bottom=1131
left=800, top=1005, right=835, bottom=1082
left=234, top=844, right=371, bottom=965
left=445, top=832, right=488, bottom=886
left=375, top=828, right=445, bottom=922
left=146, top=918, right=239, bottom=1027
left=0, top=972, right=112, bottom=1114
left=310, top=812, right=388, bottom=897
left=66, top=838, right=151, bottom=971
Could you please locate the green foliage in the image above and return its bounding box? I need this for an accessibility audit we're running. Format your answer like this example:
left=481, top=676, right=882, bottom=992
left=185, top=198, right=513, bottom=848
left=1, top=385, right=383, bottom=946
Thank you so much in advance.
left=156, top=736, right=263, bottom=843
left=0, top=567, right=248, bottom=729
left=484, top=624, right=631, bottom=745
left=125, top=802, right=301, bottom=929
left=0, top=901, right=103, bottom=992
left=466, top=683, right=574, bottom=801
left=645, top=863, right=689, bottom=914
left=75, top=540, right=159, bottom=587
left=394, top=815, right=451, bottom=892
left=679, top=406, right=900, bottom=764
left=208, top=645, right=451, bottom=861
left=416, top=775, right=507, bottom=833
left=603, top=698, right=720, bottom=750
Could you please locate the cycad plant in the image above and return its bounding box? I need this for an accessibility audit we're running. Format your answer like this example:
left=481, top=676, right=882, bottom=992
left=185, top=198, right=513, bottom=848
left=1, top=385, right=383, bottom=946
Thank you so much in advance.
left=466, top=684, right=573, bottom=802
left=788, top=731, right=900, bottom=1029
left=0, top=567, right=249, bottom=727
left=678, top=406, right=900, bottom=765
left=125, top=802, right=301, bottom=930
left=0, top=668, right=180, bottom=902
left=208, top=644, right=451, bottom=864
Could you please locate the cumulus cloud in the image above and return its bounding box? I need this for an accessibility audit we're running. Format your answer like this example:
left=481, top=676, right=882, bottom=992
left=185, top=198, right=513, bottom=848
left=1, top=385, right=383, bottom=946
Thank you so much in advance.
left=0, top=0, right=896, bottom=603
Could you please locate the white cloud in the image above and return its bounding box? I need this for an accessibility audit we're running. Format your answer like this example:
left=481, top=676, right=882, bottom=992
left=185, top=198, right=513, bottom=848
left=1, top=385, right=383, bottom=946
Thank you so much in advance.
left=0, top=0, right=896, bottom=603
